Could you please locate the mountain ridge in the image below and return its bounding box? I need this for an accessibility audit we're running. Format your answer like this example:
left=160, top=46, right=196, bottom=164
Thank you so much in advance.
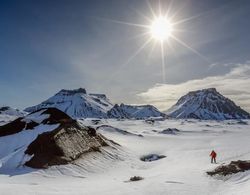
left=166, top=88, right=250, bottom=120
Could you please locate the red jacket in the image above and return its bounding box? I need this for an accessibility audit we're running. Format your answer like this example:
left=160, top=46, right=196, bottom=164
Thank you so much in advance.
left=210, top=151, right=217, bottom=158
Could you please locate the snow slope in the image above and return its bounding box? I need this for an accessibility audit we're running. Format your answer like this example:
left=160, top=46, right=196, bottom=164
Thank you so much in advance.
left=1, top=118, right=250, bottom=194
left=0, top=109, right=59, bottom=171
left=167, top=88, right=250, bottom=120
left=24, top=88, right=114, bottom=119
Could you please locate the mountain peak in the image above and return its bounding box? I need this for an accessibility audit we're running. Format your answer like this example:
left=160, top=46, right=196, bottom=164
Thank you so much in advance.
left=57, top=88, right=87, bottom=95
left=24, top=88, right=113, bottom=118
left=167, top=88, right=250, bottom=120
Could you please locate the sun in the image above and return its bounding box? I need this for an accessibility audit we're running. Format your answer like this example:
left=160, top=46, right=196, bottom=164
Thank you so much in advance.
left=150, top=16, right=173, bottom=41
left=101, top=2, right=208, bottom=83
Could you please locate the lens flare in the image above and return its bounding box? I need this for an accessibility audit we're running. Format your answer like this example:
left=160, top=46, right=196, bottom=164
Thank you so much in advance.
left=150, top=17, right=173, bottom=41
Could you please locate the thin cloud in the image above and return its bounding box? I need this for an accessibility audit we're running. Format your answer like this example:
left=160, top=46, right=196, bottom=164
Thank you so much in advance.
left=137, top=63, right=250, bottom=112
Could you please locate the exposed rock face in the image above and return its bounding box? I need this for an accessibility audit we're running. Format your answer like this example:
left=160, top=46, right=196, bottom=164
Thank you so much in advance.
left=167, top=88, right=250, bottom=120
left=140, top=154, right=166, bottom=162
left=159, top=128, right=180, bottom=135
left=207, top=160, right=250, bottom=176
left=0, top=108, right=114, bottom=170
left=25, top=122, right=108, bottom=168
left=24, top=88, right=114, bottom=119
left=107, top=103, right=166, bottom=119
left=0, top=108, right=74, bottom=137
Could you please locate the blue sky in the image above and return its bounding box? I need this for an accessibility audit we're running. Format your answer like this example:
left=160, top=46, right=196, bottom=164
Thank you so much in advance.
left=0, top=0, right=250, bottom=111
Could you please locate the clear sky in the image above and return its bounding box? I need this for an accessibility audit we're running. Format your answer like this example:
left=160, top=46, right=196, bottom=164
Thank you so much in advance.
left=0, top=0, right=250, bottom=111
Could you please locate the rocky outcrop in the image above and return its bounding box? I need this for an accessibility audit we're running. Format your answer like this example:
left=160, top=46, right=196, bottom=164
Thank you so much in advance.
left=207, top=160, right=250, bottom=176
left=0, top=108, right=74, bottom=137
left=0, top=107, right=116, bottom=170
left=25, top=121, right=109, bottom=168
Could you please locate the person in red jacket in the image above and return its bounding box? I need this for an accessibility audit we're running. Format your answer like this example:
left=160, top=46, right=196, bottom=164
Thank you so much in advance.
left=210, top=150, right=217, bottom=163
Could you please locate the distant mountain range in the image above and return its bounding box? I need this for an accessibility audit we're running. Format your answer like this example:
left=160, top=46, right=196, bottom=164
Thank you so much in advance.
left=166, top=88, right=250, bottom=120
left=24, top=88, right=165, bottom=119
left=0, top=106, right=27, bottom=125
left=0, top=106, right=26, bottom=117
left=107, top=103, right=165, bottom=119
left=2, top=87, right=249, bottom=121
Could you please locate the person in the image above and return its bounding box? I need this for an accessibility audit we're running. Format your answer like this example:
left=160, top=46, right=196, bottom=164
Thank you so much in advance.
left=210, top=150, right=217, bottom=163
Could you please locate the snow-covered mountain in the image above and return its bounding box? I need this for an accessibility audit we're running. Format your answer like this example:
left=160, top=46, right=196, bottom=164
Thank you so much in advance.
left=25, top=88, right=166, bottom=119
left=107, top=103, right=166, bottom=119
left=0, top=106, right=26, bottom=125
left=0, top=106, right=26, bottom=117
left=166, top=88, right=250, bottom=120
left=24, top=88, right=114, bottom=119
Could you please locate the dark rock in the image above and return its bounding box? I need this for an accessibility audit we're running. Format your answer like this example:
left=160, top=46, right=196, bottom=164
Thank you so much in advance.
left=26, top=121, right=39, bottom=130
left=87, top=127, right=97, bottom=137
left=58, top=88, right=87, bottom=95
left=0, top=118, right=26, bottom=137
left=129, top=176, right=144, bottom=181
left=39, top=108, right=74, bottom=124
left=159, top=128, right=180, bottom=135
left=0, top=106, right=10, bottom=112
left=145, top=119, right=155, bottom=124
left=0, top=108, right=74, bottom=137
left=25, top=121, right=109, bottom=169
left=140, top=154, right=166, bottom=162
left=92, top=119, right=101, bottom=125
left=207, top=160, right=250, bottom=176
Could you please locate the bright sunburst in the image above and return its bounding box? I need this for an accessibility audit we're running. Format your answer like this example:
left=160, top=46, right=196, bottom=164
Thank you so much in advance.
left=101, top=1, right=209, bottom=83
left=150, top=16, right=173, bottom=41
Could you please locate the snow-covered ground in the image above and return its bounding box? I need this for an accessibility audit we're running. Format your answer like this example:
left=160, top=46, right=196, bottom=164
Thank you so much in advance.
left=1, top=118, right=250, bottom=195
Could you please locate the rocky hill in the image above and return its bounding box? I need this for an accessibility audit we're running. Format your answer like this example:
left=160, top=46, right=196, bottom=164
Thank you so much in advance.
left=166, top=88, right=250, bottom=120
left=0, top=108, right=116, bottom=169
